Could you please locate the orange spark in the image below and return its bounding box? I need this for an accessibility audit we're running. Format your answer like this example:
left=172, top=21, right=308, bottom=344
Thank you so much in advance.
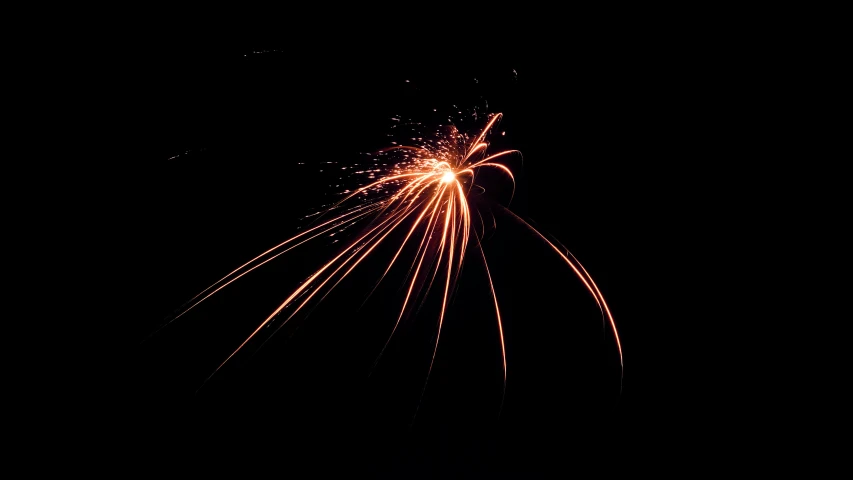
left=162, top=112, right=623, bottom=410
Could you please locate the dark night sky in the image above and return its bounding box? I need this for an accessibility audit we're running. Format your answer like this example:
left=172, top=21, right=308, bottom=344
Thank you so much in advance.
left=97, top=31, right=740, bottom=474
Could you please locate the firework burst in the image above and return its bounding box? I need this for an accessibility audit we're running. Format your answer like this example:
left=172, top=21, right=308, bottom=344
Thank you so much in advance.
left=156, top=112, right=622, bottom=410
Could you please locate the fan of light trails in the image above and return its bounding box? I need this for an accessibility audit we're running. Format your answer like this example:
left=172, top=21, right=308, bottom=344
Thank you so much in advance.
left=160, top=112, right=623, bottom=400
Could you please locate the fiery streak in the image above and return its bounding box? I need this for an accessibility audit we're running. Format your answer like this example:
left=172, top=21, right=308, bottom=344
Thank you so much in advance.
left=164, top=112, right=622, bottom=409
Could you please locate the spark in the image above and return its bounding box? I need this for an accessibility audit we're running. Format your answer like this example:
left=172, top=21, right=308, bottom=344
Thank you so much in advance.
left=160, top=112, right=623, bottom=414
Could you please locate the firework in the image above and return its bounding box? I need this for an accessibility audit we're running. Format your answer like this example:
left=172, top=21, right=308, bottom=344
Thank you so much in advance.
left=158, top=112, right=622, bottom=406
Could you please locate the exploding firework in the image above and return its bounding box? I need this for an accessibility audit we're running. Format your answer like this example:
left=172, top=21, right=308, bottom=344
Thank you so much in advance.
left=155, top=112, right=622, bottom=410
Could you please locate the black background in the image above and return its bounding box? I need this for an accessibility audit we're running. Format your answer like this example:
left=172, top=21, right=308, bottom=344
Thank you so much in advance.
left=91, top=24, right=748, bottom=474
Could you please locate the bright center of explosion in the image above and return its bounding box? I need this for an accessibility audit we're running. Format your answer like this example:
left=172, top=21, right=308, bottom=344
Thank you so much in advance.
left=441, top=171, right=456, bottom=183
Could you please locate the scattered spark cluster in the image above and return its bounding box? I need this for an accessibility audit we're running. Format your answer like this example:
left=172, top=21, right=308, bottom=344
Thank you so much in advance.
left=243, top=49, right=282, bottom=57
left=160, top=112, right=622, bottom=405
left=167, top=148, right=205, bottom=161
